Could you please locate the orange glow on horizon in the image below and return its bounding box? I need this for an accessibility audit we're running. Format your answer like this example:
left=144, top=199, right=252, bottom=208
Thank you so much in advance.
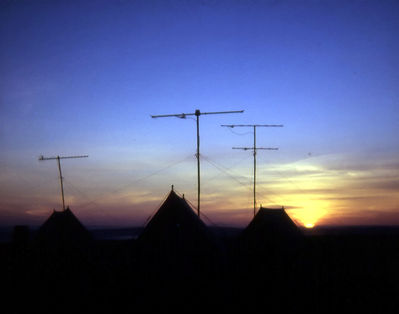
left=287, top=199, right=329, bottom=228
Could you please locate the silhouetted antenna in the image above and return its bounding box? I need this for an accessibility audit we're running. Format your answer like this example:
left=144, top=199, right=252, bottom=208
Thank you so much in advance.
left=38, top=154, right=88, bottom=211
left=221, top=124, right=283, bottom=216
left=152, top=109, right=244, bottom=217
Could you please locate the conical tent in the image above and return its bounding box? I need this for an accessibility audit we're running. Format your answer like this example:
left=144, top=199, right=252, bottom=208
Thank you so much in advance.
left=240, top=207, right=302, bottom=254
left=137, top=188, right=213, bottom=263
left=36, top=207, right=92, bottom=248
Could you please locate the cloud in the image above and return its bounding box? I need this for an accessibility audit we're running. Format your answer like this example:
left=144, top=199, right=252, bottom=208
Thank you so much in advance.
left=283, top=205, right=304, bottom=209
left=267, top=187, right=340, bottom=195
left=322, top=208, right=399, bottom=226
left=0, top=150, right=398, bottom=227
left=367, top=179, right=399, bottom=191
left=323, top=159, right=399, bottom=173
left=25, top=209, right=52, bottom=216
left=315, top=195, right=380, bottom=201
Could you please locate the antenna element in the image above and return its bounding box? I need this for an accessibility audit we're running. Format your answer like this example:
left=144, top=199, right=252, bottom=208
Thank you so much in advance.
left=221, top=124, right=283, bottom=216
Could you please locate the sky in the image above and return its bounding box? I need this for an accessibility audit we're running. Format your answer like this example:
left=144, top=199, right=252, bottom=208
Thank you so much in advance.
left=1, top=0, right=398, bottom=228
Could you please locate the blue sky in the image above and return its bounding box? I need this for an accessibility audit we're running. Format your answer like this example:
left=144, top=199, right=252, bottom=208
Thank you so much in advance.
left=1, top=0, right=398, bottom=227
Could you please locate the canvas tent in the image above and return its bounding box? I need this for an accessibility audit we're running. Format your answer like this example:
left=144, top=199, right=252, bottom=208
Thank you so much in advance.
left=240, top=206, right=302, bottom=255
left=137, top=187, right=214, bottom=268
left=36, top=207, right=92, bottom=248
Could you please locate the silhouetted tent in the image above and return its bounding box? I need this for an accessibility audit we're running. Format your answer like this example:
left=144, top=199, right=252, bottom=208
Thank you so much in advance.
left=137, top=188, right=215, bottom=269
left=240, top=206, right=302, bottom=256
left=35, top=207, right=92, bottom=249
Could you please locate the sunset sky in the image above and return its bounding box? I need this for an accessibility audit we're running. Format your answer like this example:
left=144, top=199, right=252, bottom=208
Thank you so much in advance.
left=1, top=0, right=398, bottom=228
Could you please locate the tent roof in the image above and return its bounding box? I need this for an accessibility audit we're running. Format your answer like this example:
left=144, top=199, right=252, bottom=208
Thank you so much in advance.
left=36, top=207, right=91, bottom=246
left=241, top=206, right=301, bottom=240
left=137, top=188, right=211, bottom=251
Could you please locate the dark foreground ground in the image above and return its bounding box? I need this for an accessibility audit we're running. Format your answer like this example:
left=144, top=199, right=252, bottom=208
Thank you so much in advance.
left=1, top=226, right=399, bottom=313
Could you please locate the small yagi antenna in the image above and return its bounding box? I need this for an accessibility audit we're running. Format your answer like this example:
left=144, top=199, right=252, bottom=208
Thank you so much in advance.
left=152, top=109, right=244, bottom=217
left=39, top=154, right=88, bottom=211
left=222, top=124, right=283, bottom=216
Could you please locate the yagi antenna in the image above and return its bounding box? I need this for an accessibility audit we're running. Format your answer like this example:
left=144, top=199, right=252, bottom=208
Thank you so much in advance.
left=221, top=124, right=283, bottom=216
left=152, top=109, right=244, bottom=217
left=39, top=154, right=88, bottom=211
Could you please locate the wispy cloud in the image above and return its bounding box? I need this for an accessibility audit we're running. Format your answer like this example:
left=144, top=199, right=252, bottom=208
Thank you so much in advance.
left=0, top=151, right=398, bottom=227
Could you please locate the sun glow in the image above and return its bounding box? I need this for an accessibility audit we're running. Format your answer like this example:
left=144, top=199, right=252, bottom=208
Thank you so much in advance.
left=288, top=199, right=328, bottom=228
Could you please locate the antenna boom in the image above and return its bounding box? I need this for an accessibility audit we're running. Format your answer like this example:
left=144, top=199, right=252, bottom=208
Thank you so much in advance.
left=200, top=110, right=244, bottom=116
left=221, top=124, right=283, bottom=128
left=152, top=110, right=244, bottom=119
left=39, top=155, right=88, bottom=161
left=233, top=147, right=278, bottom=150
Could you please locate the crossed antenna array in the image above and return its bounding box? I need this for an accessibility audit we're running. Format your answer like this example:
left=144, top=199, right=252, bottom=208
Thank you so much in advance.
left=221, top=124, right=283, bottom=216
left=151, top=109, right=244, bottom=217
left=38, top=110, right=284, bottom=218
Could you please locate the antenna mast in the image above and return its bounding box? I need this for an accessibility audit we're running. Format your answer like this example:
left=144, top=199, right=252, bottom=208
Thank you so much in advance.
left=39, top=154, right=88, bottom=211
left=152, top=109, right=244, bottom=217
left=221, top=124, right=283, bottom=216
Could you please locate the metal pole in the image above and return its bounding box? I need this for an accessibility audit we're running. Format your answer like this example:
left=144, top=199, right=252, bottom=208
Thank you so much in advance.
left=195, top=110, right=201, bottom=217
left=253, top=126, right=256, bottom=216
left=152, top=109, right=243, bottom=216
left=56, top=156, right=66, bottom=211
left=221, top=124, right=281, bottom=217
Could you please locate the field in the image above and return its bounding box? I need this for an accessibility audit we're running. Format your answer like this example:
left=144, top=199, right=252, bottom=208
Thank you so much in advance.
left=1, top=226, right=399, bottom=313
